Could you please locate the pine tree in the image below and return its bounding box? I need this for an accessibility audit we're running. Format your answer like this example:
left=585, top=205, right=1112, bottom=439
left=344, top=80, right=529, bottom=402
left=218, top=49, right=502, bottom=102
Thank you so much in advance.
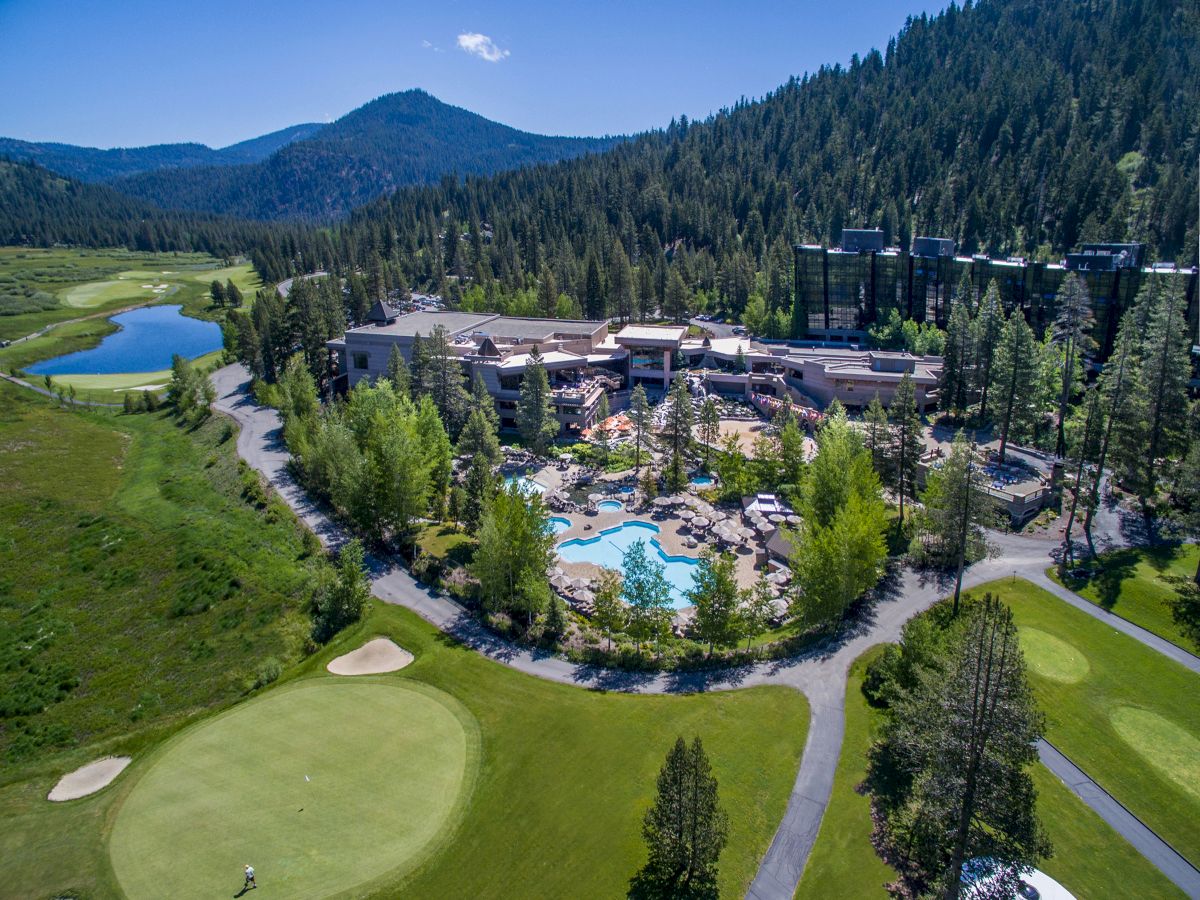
left=463, top=455, right=495, bottom=533
left=608, top=239, right=634, bottom=323
left=409, top=333, right=429, bottom=397
left=584, top=250, right=605, bottom=319
left=697, top=396, right=720, bottom=470
left=971, top=281, right=1004, bottom=421
left=639, top=737, right=729, bottom=893
left=538, top=264, right=558, bottom=317
left=870, top=595, right=1049, bottom=897
left=940, top=298, right=973, bottom=416
left=665, top=266, right=690, bottom=323
left=629, top=383, right=651, bottom=473
left=1086, top=309, right=1138, bottom=547
left=209, top=279, right=225, bottom=306
left=225, top=278, right=243, bottom=308
left=1130, top=278, right=1191, bottom=505
left=991, top=310, right=1040, bottom=465
left=385, top=343, right=411, bottom=397
left=472, top=484, right=555, bottom=625
left=421, top=325, right=470, bottom=437
left=863, top=393, right=891, bottom=479
left=592, top=393, right=613, bottom=467
left=516, top=345, right=559, bottom=456
left=1050, top=273, right=1095, bottom=457
left=659, top=373, right=694, bottom=492
left=888, top=372, right=923, bottom=524
left=1061, top=385, right=1105, bottom=566
left=470, top=369, right=500, bottom=432
left=917, top=431, right=990, bottom=614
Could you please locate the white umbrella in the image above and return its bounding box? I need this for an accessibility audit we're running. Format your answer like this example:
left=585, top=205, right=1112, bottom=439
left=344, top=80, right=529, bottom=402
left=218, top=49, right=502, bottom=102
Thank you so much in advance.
left=588, top=493, right=604, bottom=502
left=679, top=510, right=695, bottom=521
left=786, top=514, right=803, bottom=526
left=652, top=496, right=673, bottom=507
left=691, top=516, right=711, bottom=529
left=769, top=513, right=786, bottom=524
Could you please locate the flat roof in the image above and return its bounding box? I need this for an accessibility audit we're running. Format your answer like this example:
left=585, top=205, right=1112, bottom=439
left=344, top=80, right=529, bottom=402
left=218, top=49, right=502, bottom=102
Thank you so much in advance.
left=347, top=310, right=498, bottom=338
left=614, top=324, right=688, bottom=347
left=485, top=316, right=605, bottom=341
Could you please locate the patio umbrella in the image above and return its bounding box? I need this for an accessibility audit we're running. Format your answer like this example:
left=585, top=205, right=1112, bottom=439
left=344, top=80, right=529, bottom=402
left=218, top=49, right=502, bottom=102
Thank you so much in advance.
left=652, top=496, right=673, bottom=507
left=768, top=513, right=786, bottom=524
left=678, top=510, right=694, bottom=521
left=575, top=589, right=595, bottom=604
left=754, top=520, right=773, bottom=533
left=786, top=514, right=803, bottom=526
left=588, top=493, right=604, bottom=503
left=691, top=516, right=710, bottom=529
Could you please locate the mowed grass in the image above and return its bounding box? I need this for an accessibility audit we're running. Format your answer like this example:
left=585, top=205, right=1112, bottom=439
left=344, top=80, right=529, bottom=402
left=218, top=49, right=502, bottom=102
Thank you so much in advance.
left=972, top=578, right=1200, bottom=866
left=0, top=380, right=318, bottom=772
left=0, top=601, right=810, bottom=899
left=0, top=247, right=215, bottom=341
left=60, top=276, right=167, bottom=309
left=110, top=679, right=475, bottom=900
left=1049, top=543, right=1200, bottom=652
left=46, top=349, right=225, bottom=403
left=794, top=646, right=1186, bottom=899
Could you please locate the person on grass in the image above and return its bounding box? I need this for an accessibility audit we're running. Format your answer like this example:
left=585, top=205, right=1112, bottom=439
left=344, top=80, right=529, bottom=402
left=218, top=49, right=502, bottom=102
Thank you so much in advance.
left=243, top=864, right=257, bottom=890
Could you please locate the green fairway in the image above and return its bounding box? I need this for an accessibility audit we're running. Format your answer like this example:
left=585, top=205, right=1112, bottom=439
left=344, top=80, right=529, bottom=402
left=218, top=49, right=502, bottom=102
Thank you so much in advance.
left=110, top=679, right=475, bottom=900
left=974, top=578, right=1200, bottom=866
left=794, top=646, right=1186, bottom=900
left=60, top=277, right=165, bottom=309
left=0, top=599, right=809, bottom=900
left=1050, top=544, right=1200, bottom=652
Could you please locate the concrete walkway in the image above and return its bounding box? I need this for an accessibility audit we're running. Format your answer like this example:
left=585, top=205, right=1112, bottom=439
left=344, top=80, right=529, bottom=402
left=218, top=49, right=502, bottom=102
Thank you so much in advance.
left=209, top=364, right=1199, bottom=899
left=1038, top=740, right=1200, bottom=897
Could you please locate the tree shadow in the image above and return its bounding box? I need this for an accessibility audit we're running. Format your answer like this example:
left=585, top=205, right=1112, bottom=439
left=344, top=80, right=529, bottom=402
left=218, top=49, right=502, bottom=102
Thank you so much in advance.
left=627, top=866, right=718, bottom=900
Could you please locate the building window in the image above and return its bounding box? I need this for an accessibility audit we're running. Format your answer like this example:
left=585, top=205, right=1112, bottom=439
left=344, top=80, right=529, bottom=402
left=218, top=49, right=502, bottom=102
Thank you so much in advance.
left=352, top=352, right=369, bottom=370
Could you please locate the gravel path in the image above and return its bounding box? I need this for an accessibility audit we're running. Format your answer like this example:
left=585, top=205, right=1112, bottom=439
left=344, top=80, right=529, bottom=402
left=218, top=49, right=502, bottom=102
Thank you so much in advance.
left=210, top=363, right=1198, bottom=898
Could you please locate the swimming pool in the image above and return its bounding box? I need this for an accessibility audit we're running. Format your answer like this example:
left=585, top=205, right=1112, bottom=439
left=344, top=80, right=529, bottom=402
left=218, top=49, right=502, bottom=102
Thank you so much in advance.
left=617, top=485, right=635, bottom=495
left=596, top=499, right=623, bottom=512
left=556, top=520, right=700, bottom=608
left=546, top=516, right=572, bottom=535
left=504, top=474, right=547, bottom=496
left=690, top=474, right=715, bottom=486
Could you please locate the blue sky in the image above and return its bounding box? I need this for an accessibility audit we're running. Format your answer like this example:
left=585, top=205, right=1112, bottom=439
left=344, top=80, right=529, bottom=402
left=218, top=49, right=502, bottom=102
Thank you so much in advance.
left=0, top=0, right=946, bottom=149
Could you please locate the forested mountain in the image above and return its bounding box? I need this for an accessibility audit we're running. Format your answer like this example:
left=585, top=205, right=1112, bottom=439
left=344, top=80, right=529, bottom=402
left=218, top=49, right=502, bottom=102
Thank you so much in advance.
left=110, top=90, right=625, bottom=222
left=0, top=123, right=323, bottom=183
left=291, top=0, right=1197, bottom=316
left=0, top=160, right=302, bottom=269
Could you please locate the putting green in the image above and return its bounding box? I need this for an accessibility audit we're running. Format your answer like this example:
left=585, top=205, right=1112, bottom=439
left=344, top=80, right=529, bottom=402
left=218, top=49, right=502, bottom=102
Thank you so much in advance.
left=1018, top=628, right=1089, bottom=683
left=109, top=679, right=475, bottom=899
left=1110, top=706, right=1200, bottom=803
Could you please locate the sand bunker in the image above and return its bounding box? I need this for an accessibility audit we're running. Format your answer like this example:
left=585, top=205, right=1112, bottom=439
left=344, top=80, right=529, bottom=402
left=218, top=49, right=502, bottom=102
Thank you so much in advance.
left=48, top=756, right=131, bottom=801
left=327, top=638, right=414, bottom=675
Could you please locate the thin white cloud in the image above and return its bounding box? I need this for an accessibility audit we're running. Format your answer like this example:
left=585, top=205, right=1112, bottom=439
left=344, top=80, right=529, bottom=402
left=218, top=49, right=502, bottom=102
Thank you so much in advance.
left=456, top=32, right=509, bottom=63
left=421, top=39, right=443, bottom=53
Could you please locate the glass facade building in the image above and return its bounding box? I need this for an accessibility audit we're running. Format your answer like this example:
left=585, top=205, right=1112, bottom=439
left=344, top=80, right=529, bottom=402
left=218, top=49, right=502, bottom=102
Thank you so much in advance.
left=793, top=238, right=1198, bottom=361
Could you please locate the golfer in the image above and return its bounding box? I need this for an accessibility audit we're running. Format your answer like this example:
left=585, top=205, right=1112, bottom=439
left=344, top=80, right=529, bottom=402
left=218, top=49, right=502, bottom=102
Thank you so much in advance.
left=243, top=864, right=257, bottom=890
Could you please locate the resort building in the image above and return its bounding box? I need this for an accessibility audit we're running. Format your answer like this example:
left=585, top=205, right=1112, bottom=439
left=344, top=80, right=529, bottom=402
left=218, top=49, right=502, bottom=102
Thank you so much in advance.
left=793, top=232, right=1198, bottom=360
left=328, top=308, right=944, bottom=434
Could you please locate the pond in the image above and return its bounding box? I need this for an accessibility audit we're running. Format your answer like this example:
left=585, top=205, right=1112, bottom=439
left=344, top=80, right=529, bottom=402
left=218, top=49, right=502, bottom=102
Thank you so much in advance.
left=28, top=305, right=223, bottom=376
left=556, top=520, right=700, bottom=609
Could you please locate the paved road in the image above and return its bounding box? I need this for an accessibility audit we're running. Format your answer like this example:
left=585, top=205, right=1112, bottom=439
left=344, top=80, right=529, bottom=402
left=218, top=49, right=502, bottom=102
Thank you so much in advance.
left=1038, top=740, right=1200, bottom=897
left=210, top=363, right=1199, bottom=898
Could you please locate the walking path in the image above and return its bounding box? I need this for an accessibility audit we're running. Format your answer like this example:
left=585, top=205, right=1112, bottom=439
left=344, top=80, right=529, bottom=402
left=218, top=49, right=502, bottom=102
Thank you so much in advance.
left=1038, top=740, right=1200, bottom=897
left=210, top=364, right=1199, bottom=899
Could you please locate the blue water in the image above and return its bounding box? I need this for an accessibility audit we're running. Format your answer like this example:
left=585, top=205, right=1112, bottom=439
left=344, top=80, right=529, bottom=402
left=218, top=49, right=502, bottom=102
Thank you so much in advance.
left=28, top=305, right=224, bottom=376
left=690, top=475, right=715, bottom=486
left=547, top=516, right=571, bottom=535
left=596, top=499, right=623, bottom=512
left=617, top=485, right=635, bottom=495
left=504, top=474, right=547, bottom=496
left=556, top=520, right=700, bottom=608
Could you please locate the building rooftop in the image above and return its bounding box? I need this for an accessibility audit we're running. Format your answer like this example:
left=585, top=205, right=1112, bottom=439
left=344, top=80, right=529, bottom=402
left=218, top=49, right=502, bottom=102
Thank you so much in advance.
left=348, top=310, right=498, bottom=338
left=614, top=324, right=688, bottom=347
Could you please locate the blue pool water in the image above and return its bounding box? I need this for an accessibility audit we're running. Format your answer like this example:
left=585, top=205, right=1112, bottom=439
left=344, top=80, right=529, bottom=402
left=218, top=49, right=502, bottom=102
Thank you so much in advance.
left=547, top=516, right=571, bottom=535
left=618, top=485, right=635, bottom=495
left=596, top=499, right=623, bottom=512
left=556, top=520, right=700, bottom=608
left=504, top=474, right=547, bottom=496
left=28, top=305, right=224, bottom=375
left=690, top=474, right=715, bottom=486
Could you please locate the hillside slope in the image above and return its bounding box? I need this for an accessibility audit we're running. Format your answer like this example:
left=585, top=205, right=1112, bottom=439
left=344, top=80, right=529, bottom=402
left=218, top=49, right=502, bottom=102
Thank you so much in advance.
left=0, top=122, right=323, bottom=183
left=323, top=0, right=1197, bottom=299
left=112, top=90, right=624, bottom=222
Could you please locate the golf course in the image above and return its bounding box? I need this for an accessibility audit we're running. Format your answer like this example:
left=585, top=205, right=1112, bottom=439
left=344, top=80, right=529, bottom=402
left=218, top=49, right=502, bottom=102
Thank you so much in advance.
left=109, top=678, right=476, bottom=900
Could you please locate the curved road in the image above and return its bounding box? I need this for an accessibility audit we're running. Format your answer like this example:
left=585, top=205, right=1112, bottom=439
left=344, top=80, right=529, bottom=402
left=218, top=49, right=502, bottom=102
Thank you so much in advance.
left=210, top=364, right=1200, bottom=899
